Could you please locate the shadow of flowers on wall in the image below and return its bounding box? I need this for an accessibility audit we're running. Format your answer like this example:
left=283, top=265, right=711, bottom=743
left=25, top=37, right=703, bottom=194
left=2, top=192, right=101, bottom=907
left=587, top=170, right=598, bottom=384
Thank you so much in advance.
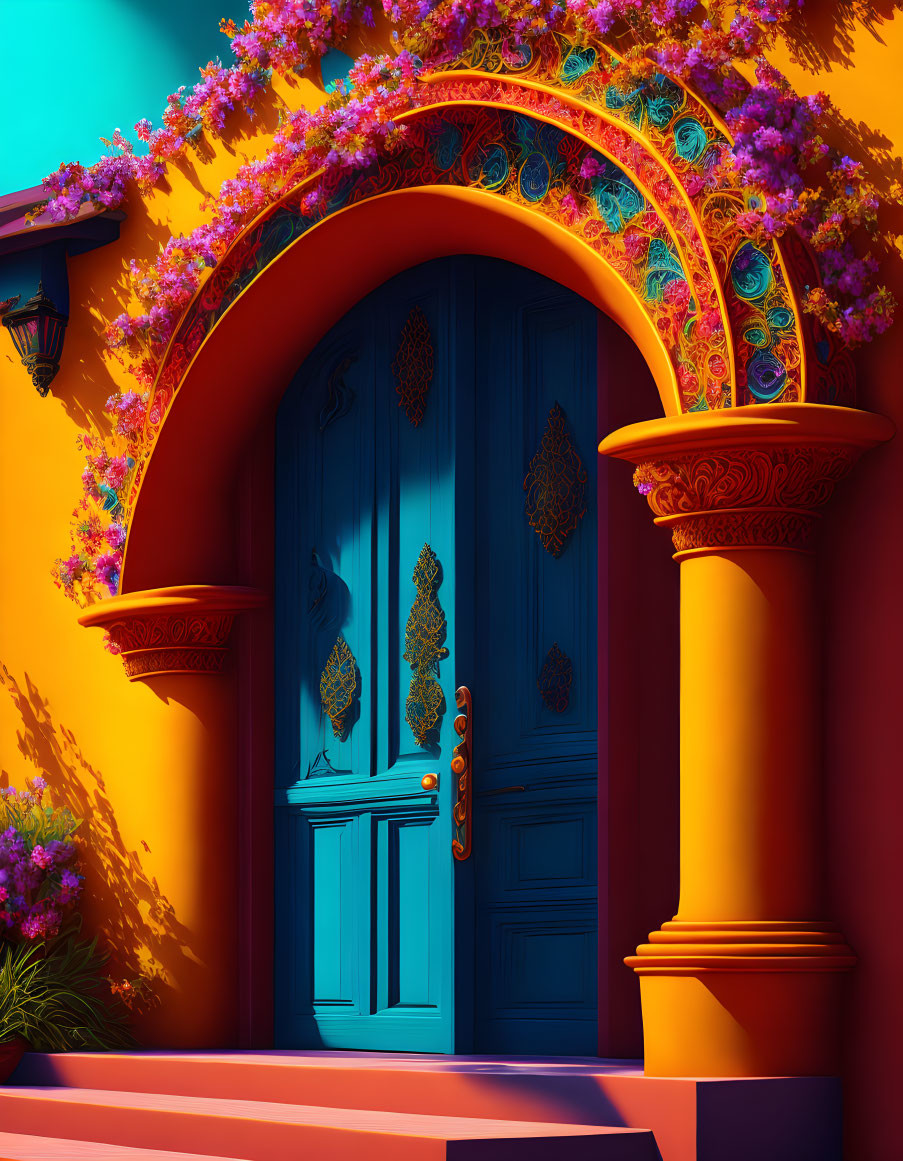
left=782, top=0, right=903, bottom=74
left=0, top=663, right=199, bottom=1025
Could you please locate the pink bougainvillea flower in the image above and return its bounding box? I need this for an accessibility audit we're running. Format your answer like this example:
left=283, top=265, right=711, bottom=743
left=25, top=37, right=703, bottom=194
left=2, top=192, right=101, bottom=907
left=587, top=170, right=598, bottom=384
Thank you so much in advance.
left=0, top=781, right=83, bottom=940
left=45, top=0, right=897, bottom=602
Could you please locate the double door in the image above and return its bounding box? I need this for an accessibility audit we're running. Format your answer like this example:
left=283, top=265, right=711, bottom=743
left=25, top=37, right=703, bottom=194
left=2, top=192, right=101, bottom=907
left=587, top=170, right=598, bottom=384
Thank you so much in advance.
left=275, top=256, right=599, bottom=1054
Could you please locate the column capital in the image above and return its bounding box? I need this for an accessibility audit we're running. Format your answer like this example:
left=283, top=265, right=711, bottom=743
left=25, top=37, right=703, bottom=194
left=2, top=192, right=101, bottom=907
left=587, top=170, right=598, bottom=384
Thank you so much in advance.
left=600, top=404, right=893, bottom=557
left=79, top=585, right=268, bottom=681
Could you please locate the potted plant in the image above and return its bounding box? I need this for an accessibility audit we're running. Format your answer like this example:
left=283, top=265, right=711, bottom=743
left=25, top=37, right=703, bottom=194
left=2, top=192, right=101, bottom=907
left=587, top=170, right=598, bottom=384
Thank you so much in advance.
left=0, top=778, right=138, bottom=1080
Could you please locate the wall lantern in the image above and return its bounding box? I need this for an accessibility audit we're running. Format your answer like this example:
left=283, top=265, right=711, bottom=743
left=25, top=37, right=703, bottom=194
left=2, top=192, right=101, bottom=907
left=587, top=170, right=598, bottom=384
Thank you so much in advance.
left=1, top=282, right=69, bottom=396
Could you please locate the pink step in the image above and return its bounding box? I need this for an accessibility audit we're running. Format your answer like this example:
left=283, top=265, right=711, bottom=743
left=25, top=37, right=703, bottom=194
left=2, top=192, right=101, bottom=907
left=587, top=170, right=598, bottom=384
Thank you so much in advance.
left=0, top=1087, right=658, bottom=1161
left=13, top=1051, right=646, bottom=1125
left=0, top=1132, right=238, bottom=1161
left=8, top=1053, right=844, bottom=1161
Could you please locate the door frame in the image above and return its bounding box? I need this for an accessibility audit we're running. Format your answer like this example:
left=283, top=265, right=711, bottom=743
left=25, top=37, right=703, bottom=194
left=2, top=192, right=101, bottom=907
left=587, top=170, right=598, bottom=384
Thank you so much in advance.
left=231, top=257, right=678, bottom=1055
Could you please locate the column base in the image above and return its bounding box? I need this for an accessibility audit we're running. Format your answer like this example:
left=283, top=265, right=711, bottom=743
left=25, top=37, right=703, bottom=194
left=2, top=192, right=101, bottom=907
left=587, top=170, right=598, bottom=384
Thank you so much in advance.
left=626, top=921, right=855, bottom=1077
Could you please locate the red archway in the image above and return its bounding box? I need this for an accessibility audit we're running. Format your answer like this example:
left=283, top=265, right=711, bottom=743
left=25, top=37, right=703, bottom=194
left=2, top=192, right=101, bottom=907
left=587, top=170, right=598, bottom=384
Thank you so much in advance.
left=122, top=185, right=682, bottom=592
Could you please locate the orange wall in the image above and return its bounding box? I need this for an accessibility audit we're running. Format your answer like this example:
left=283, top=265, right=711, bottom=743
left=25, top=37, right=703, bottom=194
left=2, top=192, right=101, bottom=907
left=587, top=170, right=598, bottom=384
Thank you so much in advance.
left=0, top=70, right=329, bottom=1046
left=0, top=10, right=902, bottom=1157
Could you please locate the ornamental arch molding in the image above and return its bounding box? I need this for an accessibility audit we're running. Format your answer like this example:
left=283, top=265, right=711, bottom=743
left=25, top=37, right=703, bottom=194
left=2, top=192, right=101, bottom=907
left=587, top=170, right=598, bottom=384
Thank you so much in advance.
left=119, top=33, right=855, bottom=592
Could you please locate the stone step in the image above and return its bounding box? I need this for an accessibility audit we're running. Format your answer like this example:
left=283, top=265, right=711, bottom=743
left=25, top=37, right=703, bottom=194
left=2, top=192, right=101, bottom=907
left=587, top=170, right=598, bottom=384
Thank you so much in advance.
left=0, top=1086, right=658, bottom=1161
left=12, top=1051, right=646, bottom=1126
left=0, top=1132, right=238, bottom=1161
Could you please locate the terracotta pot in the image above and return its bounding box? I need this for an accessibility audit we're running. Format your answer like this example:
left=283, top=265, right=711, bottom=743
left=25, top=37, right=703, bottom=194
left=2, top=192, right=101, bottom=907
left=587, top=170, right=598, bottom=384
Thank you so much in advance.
left=0, top=1038, right=27, bottom=1083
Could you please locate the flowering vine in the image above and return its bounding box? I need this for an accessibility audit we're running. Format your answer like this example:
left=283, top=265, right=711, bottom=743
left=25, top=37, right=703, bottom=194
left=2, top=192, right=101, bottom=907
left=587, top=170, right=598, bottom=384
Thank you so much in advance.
left=0, top=779, right=83, bottom=943
left=44, top=0, right=898, bottom=602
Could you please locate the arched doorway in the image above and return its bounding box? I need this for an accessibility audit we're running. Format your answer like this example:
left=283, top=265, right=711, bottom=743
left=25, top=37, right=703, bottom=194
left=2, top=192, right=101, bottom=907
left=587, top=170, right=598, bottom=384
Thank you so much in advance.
left=78, top=40, right=885, bottom=1076
left=99, top=183, right=679, bottom=1054
left=274, top=256, right=604, bottom=1054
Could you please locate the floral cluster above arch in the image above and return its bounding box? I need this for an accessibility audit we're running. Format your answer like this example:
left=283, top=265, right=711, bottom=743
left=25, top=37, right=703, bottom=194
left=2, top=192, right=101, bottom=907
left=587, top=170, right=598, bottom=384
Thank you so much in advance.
left=147, top=44, right=814, bottom=433
left=142, top=30, right=862, bottom=449
left=53, top=22, right=860, bottom=603
left=436, top=31, right=857, bottom=405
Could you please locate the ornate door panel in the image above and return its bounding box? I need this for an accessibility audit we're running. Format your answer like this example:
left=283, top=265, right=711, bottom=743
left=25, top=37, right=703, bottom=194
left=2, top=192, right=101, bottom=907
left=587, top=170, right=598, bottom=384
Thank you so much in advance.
left=275, top=257, right=598, bottom=1054
left=471, top=262, right=599, bottom=1054
left=274, top=262, right=466, bottom=1052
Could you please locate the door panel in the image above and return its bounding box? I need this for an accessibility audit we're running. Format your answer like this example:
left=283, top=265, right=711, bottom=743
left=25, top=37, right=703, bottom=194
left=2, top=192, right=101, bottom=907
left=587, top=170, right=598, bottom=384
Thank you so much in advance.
left=310, top=817, right=357, bottom=1006
left=376, top=813, right=443, bottom=1011
left=275, top=256, right=599, bottom=1054
left=472, top=263, right=599, bottom=1054
left=275, top=262, right=464, bottom=1052
left=481, top=904, right=598, bottom=1054
left=483, top=796, right=596, bottom=899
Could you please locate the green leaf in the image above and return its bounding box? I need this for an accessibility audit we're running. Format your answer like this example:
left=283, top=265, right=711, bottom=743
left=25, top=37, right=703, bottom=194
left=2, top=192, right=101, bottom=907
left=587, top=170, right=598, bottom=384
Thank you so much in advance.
left=0, top=928, right=135, bottom=1052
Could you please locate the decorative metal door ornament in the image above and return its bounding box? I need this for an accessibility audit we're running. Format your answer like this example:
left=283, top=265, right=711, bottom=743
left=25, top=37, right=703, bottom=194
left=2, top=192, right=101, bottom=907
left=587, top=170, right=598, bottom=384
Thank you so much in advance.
left=523, top=402, right=587, bottom=556
left=319, top=633, right=359, bottom=739
left=403, top=544, right=449, bottom=746
left=392, top=306, right=434, bottom=427
left=538, top=643, right=573, bottom=712
left=452, top=686, right=473, bottom=860
left=319, top=355, right=357, bottom=432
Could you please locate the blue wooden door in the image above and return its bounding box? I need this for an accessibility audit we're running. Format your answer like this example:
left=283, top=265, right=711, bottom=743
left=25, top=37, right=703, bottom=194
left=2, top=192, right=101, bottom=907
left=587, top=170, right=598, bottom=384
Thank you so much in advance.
left=471, top=262, right=599, bottom=1054
left=275, top=257, right=598, bottom=1054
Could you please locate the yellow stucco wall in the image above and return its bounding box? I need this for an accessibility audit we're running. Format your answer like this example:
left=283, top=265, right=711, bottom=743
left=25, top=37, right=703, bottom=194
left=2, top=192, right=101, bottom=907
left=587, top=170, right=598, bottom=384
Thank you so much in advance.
left=1, top=10, right=902, bottom=1156
left=0, top=67, right=334, bottom=1044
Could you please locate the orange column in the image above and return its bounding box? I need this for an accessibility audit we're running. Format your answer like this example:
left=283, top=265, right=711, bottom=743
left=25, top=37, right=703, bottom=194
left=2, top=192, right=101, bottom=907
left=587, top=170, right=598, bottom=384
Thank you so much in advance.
left=601, top=404, right=893, bottom=1077
left=79, top=585, right=267, bottom=1047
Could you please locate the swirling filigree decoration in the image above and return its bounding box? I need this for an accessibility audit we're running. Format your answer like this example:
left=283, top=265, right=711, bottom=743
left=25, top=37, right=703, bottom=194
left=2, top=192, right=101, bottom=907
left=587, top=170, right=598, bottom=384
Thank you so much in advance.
left=632, top=446, right=858, bottom=518
left=392, top=306, right=434, bottom=427
left=538, top=643, right=573, bottom=712
left=727, top=241, right=798, bottom=405
left=137, top=50, right=821, bottom=539
left=524, top=403, right=587, bottom=557
left=632, top=445, right=860, bottom=555
left=319, top=633, right=359, bottom=739
left=403, top=544, right=449, bottom=746
left=101, top=612, right=235, bottom=680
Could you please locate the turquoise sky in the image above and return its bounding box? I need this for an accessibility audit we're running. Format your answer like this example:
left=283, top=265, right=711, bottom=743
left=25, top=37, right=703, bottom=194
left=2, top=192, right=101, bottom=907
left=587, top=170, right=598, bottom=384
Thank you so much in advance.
left=1, top=0, right=245, bottom=194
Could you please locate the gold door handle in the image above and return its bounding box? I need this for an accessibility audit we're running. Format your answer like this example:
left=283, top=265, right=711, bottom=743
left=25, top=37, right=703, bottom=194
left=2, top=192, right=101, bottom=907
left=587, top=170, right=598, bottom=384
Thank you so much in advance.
left=452, top=685, right=472, bottom=861
left=421, top=773, right=438, bottom=791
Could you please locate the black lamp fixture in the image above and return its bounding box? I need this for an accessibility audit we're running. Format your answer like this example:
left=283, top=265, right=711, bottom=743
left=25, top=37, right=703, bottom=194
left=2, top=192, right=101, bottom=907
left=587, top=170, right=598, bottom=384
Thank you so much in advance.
left=1, top=282, right=69, bottom=396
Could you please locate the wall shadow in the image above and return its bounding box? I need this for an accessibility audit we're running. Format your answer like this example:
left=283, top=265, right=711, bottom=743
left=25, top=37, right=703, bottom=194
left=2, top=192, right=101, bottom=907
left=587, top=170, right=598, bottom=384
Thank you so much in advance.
left=828, top=111, right=903, bottom=203
left=782, top=1, right=903, bottom=74
left=50, top=81, right=297, bottom=441
left=0, top=662, right=199, bottom=1035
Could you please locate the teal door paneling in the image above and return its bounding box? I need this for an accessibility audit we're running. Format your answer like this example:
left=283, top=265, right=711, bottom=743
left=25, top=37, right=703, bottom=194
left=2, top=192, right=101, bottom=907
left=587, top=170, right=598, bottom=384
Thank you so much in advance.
left=275, top=256, right=598, bottom=1055
left=275, top=260, right=468, bottom=1052
left=471, top=263, right=599, bottom=1054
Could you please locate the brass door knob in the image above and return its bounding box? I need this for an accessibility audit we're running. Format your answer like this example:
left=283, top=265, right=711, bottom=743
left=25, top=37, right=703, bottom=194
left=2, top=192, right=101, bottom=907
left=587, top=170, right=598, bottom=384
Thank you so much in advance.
left=421, top=773, right=438, bottom=790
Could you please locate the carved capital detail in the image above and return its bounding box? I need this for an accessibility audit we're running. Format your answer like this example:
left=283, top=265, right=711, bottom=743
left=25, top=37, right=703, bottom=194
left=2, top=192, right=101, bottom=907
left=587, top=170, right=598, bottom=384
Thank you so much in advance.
left=79, top=587, right=268, bottom=682
left=662, top=507, right=820, bottom=554
left=601, top=407, right=894, bottom=556
left=634, top=446, right=857, bottom=519
left=104, top=613, right=235, bottom=679
left=632, top=445, right=858, bottom=555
